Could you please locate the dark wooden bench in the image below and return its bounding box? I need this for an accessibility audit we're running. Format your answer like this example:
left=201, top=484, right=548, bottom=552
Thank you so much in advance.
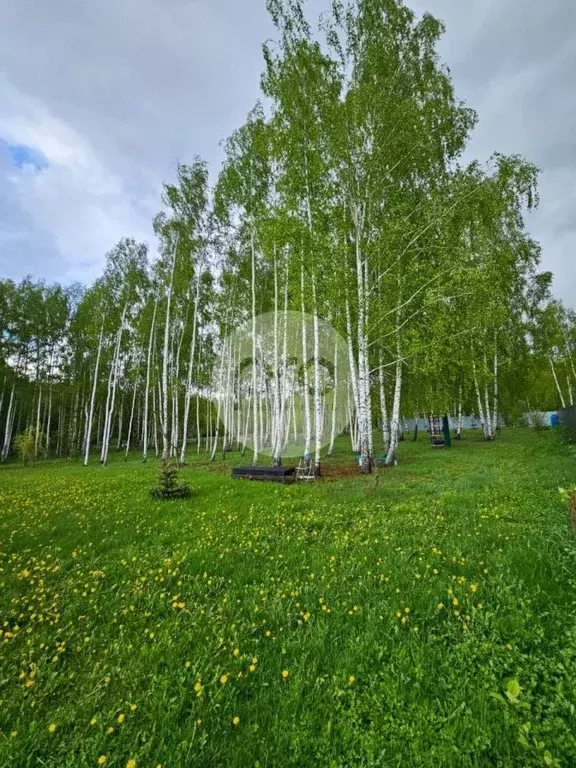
left=231, top=466, right=297, bottom=484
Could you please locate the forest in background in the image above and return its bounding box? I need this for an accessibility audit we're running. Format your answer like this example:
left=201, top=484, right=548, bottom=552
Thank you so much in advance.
left=1, top=0, right=576, bottom=472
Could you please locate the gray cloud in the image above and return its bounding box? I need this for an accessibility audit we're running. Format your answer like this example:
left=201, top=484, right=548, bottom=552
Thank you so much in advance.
left=0, top=0, right=574, bottom=306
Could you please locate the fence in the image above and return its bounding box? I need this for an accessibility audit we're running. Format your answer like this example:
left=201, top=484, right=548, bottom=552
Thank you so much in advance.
left=558, top=405, right=576, bottom=429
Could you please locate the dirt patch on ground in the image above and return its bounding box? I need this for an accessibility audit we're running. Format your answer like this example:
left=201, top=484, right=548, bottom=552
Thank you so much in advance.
left=189, top=458, right=411, bottom=483
left=316, top=463, right=360, bottom=481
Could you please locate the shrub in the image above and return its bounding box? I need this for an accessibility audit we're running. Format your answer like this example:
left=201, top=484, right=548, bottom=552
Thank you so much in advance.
left=13, top=427, right=40, bottom=466
left=530, top=410, right=549, bottom=431
left=150, top=461, right=192, bottom=500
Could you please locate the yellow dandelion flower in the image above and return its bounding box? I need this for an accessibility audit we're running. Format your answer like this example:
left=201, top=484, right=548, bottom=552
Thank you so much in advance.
left=281, top=669, right=289, bottom=679
left=90, top=717, right=97, bottom=725
left=395, top=611, right=402, bottom=618
left=130, top=704, right=137, bottom=712
left=348, top=675, right=355, bottom=685
left=10, top=731, right=17, bottom=738
left=25, top=679, right=34, bottom=688
left=98, top=757, right=107, bottom=766
left=470, top=584, right=478, bottom=593
left=106, top=726, right=114, bottom=734
left=48, top=723, right=56, bottom=733
left=452, top=598, right=459, bottom=606
left=233, top=648, right=240, bottom=657
left=219, top=674, right=228, bottom=685
left=117, top=713, right=125, bottom=724
left=126, top=760, right=136, bottom=768
left=249, top=664, right=256, bottom=672
left=232, top=716, right=240, bottom=726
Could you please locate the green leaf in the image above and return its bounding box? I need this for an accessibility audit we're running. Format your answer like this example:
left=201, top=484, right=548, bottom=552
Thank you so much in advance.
left=506, top=678, right=521, bottom=702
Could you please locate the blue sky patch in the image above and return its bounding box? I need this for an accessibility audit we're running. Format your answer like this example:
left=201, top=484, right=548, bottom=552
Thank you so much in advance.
left=0, top=138, right=48, bottom=171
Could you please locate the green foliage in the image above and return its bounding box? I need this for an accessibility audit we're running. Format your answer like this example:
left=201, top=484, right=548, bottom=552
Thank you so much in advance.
left=1, top=430, right=575, bottom=767
left=150, top=460, right=192, bottom=500
left=13, top=426, right=39, bottom=466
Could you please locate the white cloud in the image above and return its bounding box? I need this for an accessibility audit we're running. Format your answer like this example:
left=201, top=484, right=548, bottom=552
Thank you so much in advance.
left=0, top=0, right=574, bottom=307
left=0, top=76, right=154, bottom=282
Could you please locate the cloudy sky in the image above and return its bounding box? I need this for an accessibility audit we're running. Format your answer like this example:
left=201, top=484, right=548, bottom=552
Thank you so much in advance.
left=1, top=0, right=574, bottom=306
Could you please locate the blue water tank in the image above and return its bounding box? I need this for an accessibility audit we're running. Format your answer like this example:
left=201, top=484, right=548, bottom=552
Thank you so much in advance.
left=551, top=412, right=559, bottom=427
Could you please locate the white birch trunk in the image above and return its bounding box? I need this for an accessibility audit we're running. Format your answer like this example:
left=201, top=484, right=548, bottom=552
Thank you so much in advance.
left=180, top=267, right=202, bottom=464
left=472, top=355, right=487, bottom=438
left=301, top=260, right=311, bottom=458
left=385, top=356, right=402, bottom=466
left=162, top=235, right=179, bottom=462
left=34, top=386, right=43, bottom=460
left=378, top=349, right=390, bottom=452
left=125, top=373, right=139, bottom=460
left=250, top=228, right=259, bottom=465
left=1, top=384, right=15, bottom=461
left=84, top=324, right=104, bottom=466
left=550, top=357, right=566, bottom=409
left=311, top=273, right=322, bottom=474
left=492, top=343, right=499, bottom=435
left=143, top=298, right=157, bottom=462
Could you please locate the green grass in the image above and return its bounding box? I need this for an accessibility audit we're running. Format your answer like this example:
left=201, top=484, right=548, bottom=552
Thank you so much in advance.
left=1, top=429, right=575, bottom=767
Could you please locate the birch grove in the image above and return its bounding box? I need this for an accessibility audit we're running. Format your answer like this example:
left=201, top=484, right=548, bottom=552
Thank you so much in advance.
left=0, top=0, right=573, bottom=470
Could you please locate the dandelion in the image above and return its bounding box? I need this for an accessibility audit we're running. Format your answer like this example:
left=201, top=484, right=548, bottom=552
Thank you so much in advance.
left=90, top=717, right=98, bottom=725
left=48, top=723, right=56, bottom=733
left=219, top=674, right=228, bottom=685
left=281, top=669, right=289, bottom=679
left=252, top=657, right=258, bottom=664
left=106, top=726, right=114, bottom=734
left=452, top=598, right=459, bottom=606
left=10, top=731, right=17, bottom=738
left=249, top=664, right=256, bottom=672
left=126, top=761, right=136, bottom=768
left=117, top=713, right=125, bottom=724
left=348, top=675, right=355, bottom=685
left=98, top=757, right=107, bottom=766
left=130, top=704, right=137, bottom=712
left=470, top=584, right=478, bottom=593
left=233, top=648, right=240, bottom=657
left=232, top=716, right=240, bottom=726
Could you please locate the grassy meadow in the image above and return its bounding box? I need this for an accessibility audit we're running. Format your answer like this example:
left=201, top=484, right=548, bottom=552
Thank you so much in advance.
left=1, top=429, right=575, bottom=767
